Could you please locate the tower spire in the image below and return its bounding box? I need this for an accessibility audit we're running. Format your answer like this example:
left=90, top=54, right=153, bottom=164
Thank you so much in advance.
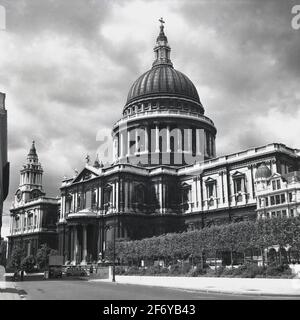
left=27, top=140, right=38, bottom=163
left=152, top=18, right=173, bottom=68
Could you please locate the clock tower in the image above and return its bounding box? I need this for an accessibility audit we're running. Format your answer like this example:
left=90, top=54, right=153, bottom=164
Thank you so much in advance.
left=14, top=141, right=45, bottom=206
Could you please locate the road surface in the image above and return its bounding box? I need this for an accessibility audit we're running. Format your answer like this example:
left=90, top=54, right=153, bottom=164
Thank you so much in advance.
left=13, top=278, right=299, bottom=300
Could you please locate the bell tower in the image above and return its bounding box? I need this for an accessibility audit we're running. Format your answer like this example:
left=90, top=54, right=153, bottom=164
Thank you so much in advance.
left=14, top=141, right=45, bottom=206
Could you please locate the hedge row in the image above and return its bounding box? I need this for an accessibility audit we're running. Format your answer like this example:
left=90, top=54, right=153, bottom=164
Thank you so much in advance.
left=107, top=217, right=300, bottom=265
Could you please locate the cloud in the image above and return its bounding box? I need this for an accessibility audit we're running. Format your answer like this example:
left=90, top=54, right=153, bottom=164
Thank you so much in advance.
left=1, top=0, right=300, bottom=237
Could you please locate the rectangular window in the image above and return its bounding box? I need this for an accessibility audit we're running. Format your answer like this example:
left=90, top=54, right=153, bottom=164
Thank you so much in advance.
left=265, top=197, right=269, bottom=206
left=289, top=193, right=293, bottom=202
left=276, top=180, right=281, bottom=190
left=92, top=190, right=97, bottom=208
left=271, top=211, right=276, bottom=217
left=275, top=195, right=280, bottom=204
left=270, top=196, right=275, bottom=206
left=280, top=194, right=286, bottom=203
left=208, top=184, right=214, bottom=198
left=282, top=210, right=287, bottom=217
left=85, top=190, right=92, bottom=209
left=272, top=181, right=276, bottom=190
left=235, top=178, right=242, bottom=193
left=276, top=210, right=281, bottom=217
left=290, top=209, right=294, bottom=217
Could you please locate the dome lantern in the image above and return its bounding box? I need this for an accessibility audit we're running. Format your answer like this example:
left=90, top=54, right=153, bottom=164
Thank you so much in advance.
left=152, top=18, right=173, bottom=68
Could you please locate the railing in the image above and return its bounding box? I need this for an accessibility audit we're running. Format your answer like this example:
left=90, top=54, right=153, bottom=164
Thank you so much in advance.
left=113, top=109, right=215, bottom=128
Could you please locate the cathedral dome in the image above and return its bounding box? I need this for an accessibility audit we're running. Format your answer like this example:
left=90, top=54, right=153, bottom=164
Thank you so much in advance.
left=255, top=163, right=272, bottom=179
left=123, top=19, right=203, bottom=113
left=126, top=65, right=200, bottom=105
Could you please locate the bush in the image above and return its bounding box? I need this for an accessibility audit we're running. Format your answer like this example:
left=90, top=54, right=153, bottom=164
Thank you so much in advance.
left=20, top=255, right=36, bottom=273
left=188, top=266, right=207, bottom=277
left=266, top=264, right=292, bottom=277
left=214, top=266, right=226, bottom=277
left=126, top=266, right=140, bottom=275
left=115, top=266, right=126, bottom=275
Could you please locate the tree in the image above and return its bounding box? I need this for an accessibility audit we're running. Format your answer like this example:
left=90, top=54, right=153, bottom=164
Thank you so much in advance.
left=7, top=245, right=26, bottom=271
left=36, top=244, right=56, bottom=270
left=21, top=255, right=36, bottom=273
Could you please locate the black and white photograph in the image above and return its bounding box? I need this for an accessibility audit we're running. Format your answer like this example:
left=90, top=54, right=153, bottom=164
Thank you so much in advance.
left=1, top=0, right=300, bottom=308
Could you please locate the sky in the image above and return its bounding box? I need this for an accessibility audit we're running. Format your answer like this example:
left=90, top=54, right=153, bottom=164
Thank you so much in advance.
left=0, top=0, right=300, bottom=237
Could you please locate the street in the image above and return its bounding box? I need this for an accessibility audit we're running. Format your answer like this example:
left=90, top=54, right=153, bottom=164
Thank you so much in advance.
left=12, top=279, right=300, bottom=300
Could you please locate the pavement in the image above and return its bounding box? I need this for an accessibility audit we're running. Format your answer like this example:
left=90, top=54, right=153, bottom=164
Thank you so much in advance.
left=0, top=266, right=23, bottom=300
left=90, top=275, right=300, bottom=297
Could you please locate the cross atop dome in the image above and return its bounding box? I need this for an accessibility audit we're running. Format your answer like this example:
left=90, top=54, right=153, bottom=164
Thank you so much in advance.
left=159, top=17, right=165, bottom=25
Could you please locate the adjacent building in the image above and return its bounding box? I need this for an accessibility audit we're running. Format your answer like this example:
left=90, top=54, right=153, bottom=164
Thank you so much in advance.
left=7, top=142, right=59, bottom=257
left=56, top=22, right=300, bottom=265
left=256, top=167, right=300, bottom=219
left=0, top=92, right=9, bottom=238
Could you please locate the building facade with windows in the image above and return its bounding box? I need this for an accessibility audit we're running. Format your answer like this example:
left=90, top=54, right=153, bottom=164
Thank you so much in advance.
left=7, top=142, right=59, bottom=257
left=57, top=23, right=300, bottom=265
left=0, top=92, right=9, bottom=238
left=256, top=168, right=300, bottom=219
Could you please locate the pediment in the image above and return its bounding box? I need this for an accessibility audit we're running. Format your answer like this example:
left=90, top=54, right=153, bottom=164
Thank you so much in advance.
left=232, top=171, right=244, bottom=178
left=205, top=177, right=215, bottom=184
left=269, top=172, right=281, bottom=180
left=72, top=167, right=99, bottom=184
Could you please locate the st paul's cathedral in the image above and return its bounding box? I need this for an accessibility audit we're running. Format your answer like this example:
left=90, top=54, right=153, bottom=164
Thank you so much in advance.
left=8, top=22, right=300, bottom=265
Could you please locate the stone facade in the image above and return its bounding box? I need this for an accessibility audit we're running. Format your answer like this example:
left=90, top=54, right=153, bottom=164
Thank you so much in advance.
left=54, top=23, right=300, bottom=265
left=7, top=142, right=59, bottom=257
left=256, top=170, right=300, bottom=219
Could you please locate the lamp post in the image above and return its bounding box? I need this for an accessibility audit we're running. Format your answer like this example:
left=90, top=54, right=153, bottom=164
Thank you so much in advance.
left=105, top=215, right=117, bottom=282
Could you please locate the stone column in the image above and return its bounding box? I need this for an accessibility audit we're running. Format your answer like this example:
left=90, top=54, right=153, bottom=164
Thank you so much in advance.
left=70, top=226, right=74, bottom=263
left=74, top=226, right=78, bottom=265
left=166, top=125, right=171, bottom=153
left=197, top=177, right=202, bottom=210
left=61, top=195, right=65, bottom=220
left=145, top=127, right=149, bottom=153
left=112, top=183, right=116, bottom=212
left=193, top=178, right=197, bottom=210
left=223, top=173, right=229, bottom=206
left=116, top=181, right=119, bottom=212
left=159, top=181, right=163, bottom=214
left=246, top=167, right=254, bottom=201
left=135, top=128, right=139, bottom=153
left=82, top=225, right=87, bottom=264
left=124, top=181, right=129, bottom=211
left=155, top=125, right=159, bottom=153
left=98, top=186, right=102, bottom=211
left=129, top=182, right=133, bottom=212
left=196, top=129, right=203, bottom=155
left=127, top=129, right=130, bottom=156
left=120, top=131, right=124, bottom=158
left=177, top=128, right=182, bottom=152
left=187, top=129, right=192, bottom=153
